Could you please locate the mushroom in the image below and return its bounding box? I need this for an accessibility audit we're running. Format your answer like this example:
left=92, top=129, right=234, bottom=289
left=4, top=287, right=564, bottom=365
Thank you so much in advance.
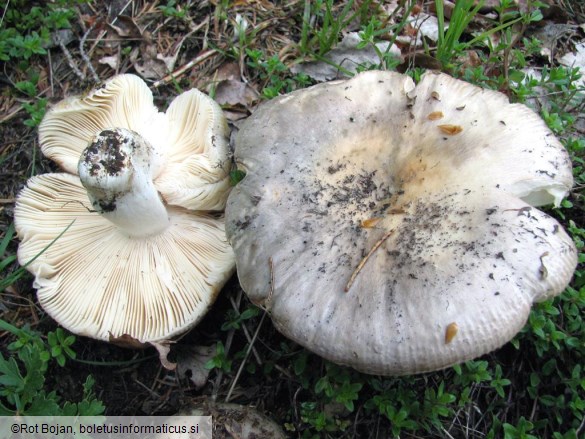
left=225, top=70, right=577, bottom=375
left=38, top=74, right=232, bottom=211
left=14, top=75, right=235, bottom=345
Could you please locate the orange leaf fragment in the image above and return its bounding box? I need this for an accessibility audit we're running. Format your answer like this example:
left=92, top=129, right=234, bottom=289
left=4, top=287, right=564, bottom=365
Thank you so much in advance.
left=438, top=124, right=463, bottom=135
left=427, top=111, right=444, bottom=121
left=361, top=217, right=382, bottom=228
left=444, top=322, right=459, bottom=344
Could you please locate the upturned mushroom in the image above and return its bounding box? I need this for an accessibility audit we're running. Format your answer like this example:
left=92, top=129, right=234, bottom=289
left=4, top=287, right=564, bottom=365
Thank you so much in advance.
left=225, top=70, right=577, bottom=375
left=14, top=75, right=235, bottom=345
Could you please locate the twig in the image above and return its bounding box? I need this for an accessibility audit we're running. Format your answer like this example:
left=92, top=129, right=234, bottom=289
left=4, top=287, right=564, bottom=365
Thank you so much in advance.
left=211, top=289, right=242, bottom=401
left=47, top=48, right=54, bottom=97
left=80, top=24, right=99, bottom=83
left=152, top=49, right=217, bottom=88
left=239, top=321, right=262, bottom=365
left=133, top=377, right=161, bottom=399
left=87, top=0, right=133, bottom=56
left=292, top=386, right=302, bottom=423
left=225, top=311, right=267, bottom=402
left=529, top=393, right=539, bottom=422
left=59, top=41, right=85, bottom=81
left=229, top=295, right=262, bottom=365
left=345, top=230, right=394, bottom=292
left=265, top=256, right=275, bottom=309
left=0, top=0, right=9, bottom=28
left=0, top=107, right=23, bottom=124
left=440, top=427, right=457, bottom=439
left=576, top=413, right=585, bottom=437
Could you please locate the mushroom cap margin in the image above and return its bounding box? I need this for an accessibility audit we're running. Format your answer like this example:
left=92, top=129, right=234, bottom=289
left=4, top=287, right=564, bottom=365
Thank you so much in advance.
left=14, top=173, right=235, bottom=342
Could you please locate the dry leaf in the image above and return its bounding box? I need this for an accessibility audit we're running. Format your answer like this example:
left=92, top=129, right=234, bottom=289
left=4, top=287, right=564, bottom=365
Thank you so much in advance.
left=176, top=345, right=216, bottom=389
left=214, top=79, right=260, bottom=107
left=213, top=62, right=241, bottom=82
left=131, top=39, right=168, bottom=79
left=132, top=30, right=195, bottom=79
left=428, top=111, right=444, bottom=120
left=560, top=42, right=585, bottom=87
left=396, top=13, right=444, bottom=46
left=445, top=322, right=459, bottom=344
left=108, top=332, right=147, bottom=349
left=532, top=23, right=580, bottom=63
left=46, top=29, right=75, bottom=49
left=149, top=339, right=177, bottom=370
left=360, top=218, right=382, bottom=228
left=98, top=55, right=120, bottom=70
left=290, top=32, right=401, bottom=82
left=438, top=124, right=463, bottom=135
left=108, top=15, right=143, bottom=39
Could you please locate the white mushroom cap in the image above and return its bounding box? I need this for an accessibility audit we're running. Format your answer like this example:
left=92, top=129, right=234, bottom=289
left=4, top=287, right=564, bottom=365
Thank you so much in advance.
left=225, top=71, right=577, bottom=375
left=14, top=173, right=234, bottom=342
left=39, top=74, right=231, bottom=211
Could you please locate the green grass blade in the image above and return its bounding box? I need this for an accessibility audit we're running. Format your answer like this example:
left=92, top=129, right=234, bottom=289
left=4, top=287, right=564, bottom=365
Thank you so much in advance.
left=0, top=219, right=75, bottom=291
left=300, top=0, right=311, bottom=55
left=435, top=0, right=445, bottom=50
left=0, top=318, right=26, bottom=337
left=0, top=255, right=17, bottom=272
left=0, top=223, right=15, bottom=256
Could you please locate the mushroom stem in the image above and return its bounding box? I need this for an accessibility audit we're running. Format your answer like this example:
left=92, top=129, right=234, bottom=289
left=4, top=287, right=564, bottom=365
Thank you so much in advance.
left=78, top=128, right=169, bottom=237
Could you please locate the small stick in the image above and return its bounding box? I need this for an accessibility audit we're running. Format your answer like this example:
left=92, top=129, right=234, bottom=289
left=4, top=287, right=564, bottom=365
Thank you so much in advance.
left=47, top=48, right=54, bottom=97
left=345, top=230, right=394, bottom=292
left=225, top=311, right=266, bottom=402
left=80, top=24, right=99, bottom=83
left=152, top=49, right=217, bottom=88
left=229, top=295, right=262, bottom=365
left=267, top=256, right=274, bottom=307
left=59, top=41, right=84, bottom=81
left=211, top=290, right=241, bottom=401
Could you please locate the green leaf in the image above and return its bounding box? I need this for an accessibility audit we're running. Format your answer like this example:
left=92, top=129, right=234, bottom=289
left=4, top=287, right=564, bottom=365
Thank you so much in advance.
left=47, top=331, right=58, bottom=346
left=17, top=346, right=47, bottom=405
left=0, top=400, right=15, bottom=416
left=229, top=169, right=246, bottom=186
left=63, top=346, right=76, bottom=360
left=294, top=353, right=307, bottom=375
left=77, top=399, right=106, bottom=416
left=39, top=350, right=50, bottom=363
left=315, top=377, right=331, bottom=395
left=24, top=392, right=61, bottom=415
left=64, top=335, right=75, bottom=346
left=51, top=345, right=62, bottom=358
left=60, top=401, right=78, bottom=416
left=240, top=306, right=259, bottom=320
left=0, top=355, right=24, bottom=388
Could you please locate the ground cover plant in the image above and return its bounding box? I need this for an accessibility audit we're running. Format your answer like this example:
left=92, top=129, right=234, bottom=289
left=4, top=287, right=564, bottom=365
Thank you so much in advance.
left=0, top=0, right=584, bottom=438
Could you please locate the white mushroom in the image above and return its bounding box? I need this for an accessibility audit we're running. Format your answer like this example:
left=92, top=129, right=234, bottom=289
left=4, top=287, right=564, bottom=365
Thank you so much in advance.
left=39, top=74, right=231, bottom=210
left=225, top=70, right=577, bottom=375
left=14, top=75, right=235, bottom=344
